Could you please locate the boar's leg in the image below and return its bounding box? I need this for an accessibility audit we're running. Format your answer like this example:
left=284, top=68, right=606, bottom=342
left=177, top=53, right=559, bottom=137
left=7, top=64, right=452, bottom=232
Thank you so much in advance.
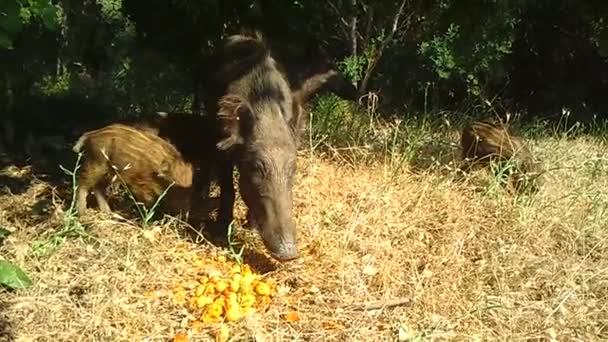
left=217, top=159, right=235, bottom=231
left=192, top=166, right=211, bottom=201
left=244, top=210, right=258, bottom=230
left=188, top=166, right=211, bottom=219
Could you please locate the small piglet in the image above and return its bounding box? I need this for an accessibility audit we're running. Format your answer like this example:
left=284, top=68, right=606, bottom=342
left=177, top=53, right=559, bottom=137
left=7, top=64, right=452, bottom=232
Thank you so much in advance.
left=461, top=120, right=544, bottom=193
left=72, top=123, right=193, bottom=216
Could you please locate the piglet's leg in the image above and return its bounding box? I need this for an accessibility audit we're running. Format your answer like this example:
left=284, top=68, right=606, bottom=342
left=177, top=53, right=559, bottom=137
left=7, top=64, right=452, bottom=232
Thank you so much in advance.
left=93, top=182, right=111, bottom=213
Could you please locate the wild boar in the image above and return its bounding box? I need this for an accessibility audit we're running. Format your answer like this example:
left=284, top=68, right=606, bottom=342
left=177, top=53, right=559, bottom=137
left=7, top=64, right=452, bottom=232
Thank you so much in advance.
left=200, top=31, right=306, bottom=261
left=461, top=120, right=544, bottom=192
left=125, top=111, right=227, bottom=202
left=72, top=124, right=194, bottom=216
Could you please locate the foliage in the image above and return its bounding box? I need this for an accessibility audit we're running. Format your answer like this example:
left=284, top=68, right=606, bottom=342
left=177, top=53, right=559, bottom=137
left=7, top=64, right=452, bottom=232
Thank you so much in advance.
left=2, top=0, right=608, bottom=125
left=31, top=153, right=90, bottom=258
left=0, top=228, right=10, bottom=242
left=0, top=0, right=59, bottom=49
left=0, top=260, right=32, bottom=290
left=225, top=222, right=245, bottom=266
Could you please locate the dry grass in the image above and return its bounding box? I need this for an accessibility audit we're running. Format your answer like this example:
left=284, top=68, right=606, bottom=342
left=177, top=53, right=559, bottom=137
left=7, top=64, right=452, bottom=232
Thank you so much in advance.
left=1, top=126, right=608, bottom=342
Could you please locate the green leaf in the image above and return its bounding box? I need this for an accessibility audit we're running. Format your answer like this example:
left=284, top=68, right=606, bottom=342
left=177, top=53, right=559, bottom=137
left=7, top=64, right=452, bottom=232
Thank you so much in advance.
left=598, top=28, right=608, bottom=58
left=27, top=0, right=47, bottom=16
left=0, top=228, right=10, bottom=242
left=0, top=260, right=33, bottom=289
left=40, top=5, right=58, bottom=30
left=0, top=31, right=13, bottom=49
left=0, top=1, right=23, bottom=35
left=19, top=7, right=32, bottom=24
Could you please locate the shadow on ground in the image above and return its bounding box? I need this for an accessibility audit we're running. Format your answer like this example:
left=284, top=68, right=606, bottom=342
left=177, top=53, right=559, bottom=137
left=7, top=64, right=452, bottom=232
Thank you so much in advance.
left=242, top=248, right=278, bottom=274
left=179, top=194, right=279, bottom=273
left=0, top=174, right=31, bottom=196
left=0, top=300, right=14, bottom=342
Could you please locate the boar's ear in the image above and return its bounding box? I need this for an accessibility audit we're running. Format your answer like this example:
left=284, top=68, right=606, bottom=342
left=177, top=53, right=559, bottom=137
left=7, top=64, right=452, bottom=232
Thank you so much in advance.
left=216, top=94, right=251, bottom=151
left=292, top=69, right=359, bottom=104
left=288, top=99, right=307, bottom=145
left=291, top=70, right=337, bottom=105
left=326, top=71, right=359, bottom=102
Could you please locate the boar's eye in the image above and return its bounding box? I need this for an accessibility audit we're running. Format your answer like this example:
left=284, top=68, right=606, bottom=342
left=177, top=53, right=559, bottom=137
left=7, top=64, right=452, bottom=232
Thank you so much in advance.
left=247, top=160, right=268, bottom=176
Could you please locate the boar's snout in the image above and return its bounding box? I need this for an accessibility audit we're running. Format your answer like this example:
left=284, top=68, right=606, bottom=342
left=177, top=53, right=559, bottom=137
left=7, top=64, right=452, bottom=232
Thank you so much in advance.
left=238, top=171, right=300, bottom=262
left=260, top=221, right=300, bottom=261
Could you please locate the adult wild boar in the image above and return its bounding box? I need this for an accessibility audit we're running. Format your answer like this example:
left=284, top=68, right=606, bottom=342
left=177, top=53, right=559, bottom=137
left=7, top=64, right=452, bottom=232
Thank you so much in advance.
left=461, top=120, right=544, bottom=193
left=72, top=124, right=194, bottom=216
left=200, top=32, right=307, bottom=261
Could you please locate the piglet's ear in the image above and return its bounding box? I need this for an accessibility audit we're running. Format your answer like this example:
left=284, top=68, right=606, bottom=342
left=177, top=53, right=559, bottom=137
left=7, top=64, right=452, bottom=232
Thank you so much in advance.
left=216, top=94, right=251, bottom=151
left=155, top=111, right=169, bottom=118
left=156, top=161, right=172, bottom=181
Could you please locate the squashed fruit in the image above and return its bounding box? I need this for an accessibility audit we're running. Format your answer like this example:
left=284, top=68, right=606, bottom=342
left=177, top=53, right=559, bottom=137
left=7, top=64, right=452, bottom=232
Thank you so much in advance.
left=172, top=333, right=189, bottom=342
left=254, top=282, right=271, bottom=296
left=216, top=324, right=230, bottom=342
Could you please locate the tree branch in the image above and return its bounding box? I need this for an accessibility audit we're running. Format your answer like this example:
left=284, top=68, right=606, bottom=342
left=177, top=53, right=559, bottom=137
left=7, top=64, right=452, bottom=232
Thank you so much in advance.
left=327, top=0, right=351, bottom=35
left=342, top=297, right=411, bottom=311
left=361, top=4, right=375, bottom=54
left=358, top=0, right=408, bottom=95
left=350, top=0, right=358, bottom=57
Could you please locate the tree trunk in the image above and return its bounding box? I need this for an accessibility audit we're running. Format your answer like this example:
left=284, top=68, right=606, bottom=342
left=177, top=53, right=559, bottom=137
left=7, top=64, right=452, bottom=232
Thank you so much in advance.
left=361, top=5, right=374, bottom=54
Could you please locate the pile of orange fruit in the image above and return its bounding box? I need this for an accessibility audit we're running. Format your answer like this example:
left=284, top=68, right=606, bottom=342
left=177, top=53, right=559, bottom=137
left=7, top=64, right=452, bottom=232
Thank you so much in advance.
left=171, top=255, right=275, bottom=325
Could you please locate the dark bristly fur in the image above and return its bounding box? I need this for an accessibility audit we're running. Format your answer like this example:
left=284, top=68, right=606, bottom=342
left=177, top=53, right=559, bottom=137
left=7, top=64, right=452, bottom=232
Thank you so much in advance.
left=73, top=124, right=193, bottom=216
left=461, top=120, right=545, bottom=193
left=126, top=111, right=226, bottom=203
